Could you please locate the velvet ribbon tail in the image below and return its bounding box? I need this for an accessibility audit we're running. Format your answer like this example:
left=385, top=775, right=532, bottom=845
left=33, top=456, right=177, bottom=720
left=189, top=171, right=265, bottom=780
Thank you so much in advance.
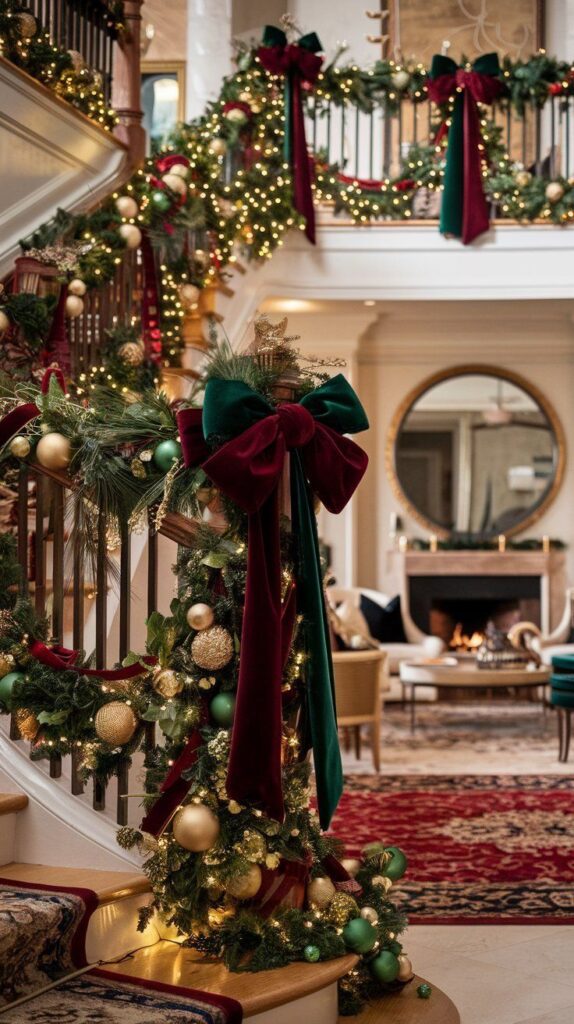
left=291, top=72, right=316, bottom=244
left=290, top=451, right=342, bottom=829
left=29, top=640, right=156, bottom=680
left=140, top=231, right=163, bottom=365
left=226, top=488, right=285, bottom=821
left=140, top=731, right=203, bottom=836
left=0, top=403, right=39, bottom=449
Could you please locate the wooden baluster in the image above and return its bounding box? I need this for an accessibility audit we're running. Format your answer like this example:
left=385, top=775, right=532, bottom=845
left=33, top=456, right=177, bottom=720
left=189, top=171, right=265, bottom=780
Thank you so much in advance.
left=93, top=776, right=106, bottom=810
left=34, top=472, right=47, bottom=616
left=17, top=463, right=28, bottom=598
left=550, top=96, right=556, bottom=179
left=72, top=499, right=84, bottom=652
left=116, top=757, right=129, bottom=824
left=119, top=518, right=131, bottom=661
left=71, top=744, right=85, bottom=795
left=49, top=752, right=62, bottom=778
left=95, top=511, right=107, bottom=668
left=51, top=481, right=65, bottom=643
left=340, top=102, right=346, bottom=168
left=566, top=97, right=570, bottom=179
left=147, top=521, right=158, bottom=618
left=354, top=106, right=360, bottom=178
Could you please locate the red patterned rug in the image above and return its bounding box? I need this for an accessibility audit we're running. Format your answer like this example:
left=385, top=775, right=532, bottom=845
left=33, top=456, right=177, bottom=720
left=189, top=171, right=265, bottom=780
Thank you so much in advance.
left=330, top=775, right=574, bottom=924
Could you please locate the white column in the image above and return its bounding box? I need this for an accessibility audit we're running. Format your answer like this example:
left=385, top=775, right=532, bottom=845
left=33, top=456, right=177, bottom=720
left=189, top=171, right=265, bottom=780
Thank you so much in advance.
left=186, top=0, right=233, bottom=120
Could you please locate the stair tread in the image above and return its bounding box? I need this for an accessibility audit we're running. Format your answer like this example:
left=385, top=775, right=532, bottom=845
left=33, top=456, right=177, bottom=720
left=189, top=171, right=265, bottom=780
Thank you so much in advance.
left=0, top=793, right=28, bottom=815
left=0, top=862, right=150, bottom=904
left=102, top=940, right=357, bottom=1017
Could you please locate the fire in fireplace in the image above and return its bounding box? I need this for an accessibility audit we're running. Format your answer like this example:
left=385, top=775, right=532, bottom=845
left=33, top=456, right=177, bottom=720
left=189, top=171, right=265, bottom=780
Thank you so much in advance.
left=449, top=623, right=484, bottom=652
left=408, top=576, right=542, bottom=648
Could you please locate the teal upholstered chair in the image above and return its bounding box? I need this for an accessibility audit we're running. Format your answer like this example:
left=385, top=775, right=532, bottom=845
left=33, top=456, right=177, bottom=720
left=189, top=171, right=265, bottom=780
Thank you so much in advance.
left=550, top=653, right=574, bottom=761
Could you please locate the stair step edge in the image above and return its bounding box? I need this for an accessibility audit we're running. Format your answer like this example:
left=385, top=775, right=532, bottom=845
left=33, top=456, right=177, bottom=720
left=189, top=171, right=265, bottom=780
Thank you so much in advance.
left=0, top=863, right=151, bottom=904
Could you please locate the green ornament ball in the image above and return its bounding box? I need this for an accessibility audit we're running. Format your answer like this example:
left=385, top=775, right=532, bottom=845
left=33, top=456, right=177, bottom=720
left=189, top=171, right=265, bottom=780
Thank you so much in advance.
left=210, top=692, right=236, bottom=727
left=303, top=944, right=320, bottom=963
left=417, top=982, right=432, bottom=999
left=153, top=439, right=182, bottom=472
left=388, top=939, right=402, bottom=956
left=151, top=189, right=171, bottom=212
left=383, top=846, right=408, bottom=881
left=342, top=917, right=377, bottom=954
left=370, top=950, right=400, bottom=984
left=0, top=671, right=24, bottom=710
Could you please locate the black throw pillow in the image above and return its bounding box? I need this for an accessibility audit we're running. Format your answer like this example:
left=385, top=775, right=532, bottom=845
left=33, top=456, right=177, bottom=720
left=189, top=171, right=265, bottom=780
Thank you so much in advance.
left=359, top=594, right=407, bottom=644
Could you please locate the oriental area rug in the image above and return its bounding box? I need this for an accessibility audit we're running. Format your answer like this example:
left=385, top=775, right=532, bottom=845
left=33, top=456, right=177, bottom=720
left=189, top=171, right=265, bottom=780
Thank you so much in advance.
left=330, top=775, right=574, bottom=924
left=1, top=970, right=242, bottom=1024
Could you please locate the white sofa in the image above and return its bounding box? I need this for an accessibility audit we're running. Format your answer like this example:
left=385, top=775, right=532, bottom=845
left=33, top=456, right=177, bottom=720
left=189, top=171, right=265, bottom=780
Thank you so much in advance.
left=327, top=586, right=445, bottom=675
left=538, top=587, right=574, bottom=665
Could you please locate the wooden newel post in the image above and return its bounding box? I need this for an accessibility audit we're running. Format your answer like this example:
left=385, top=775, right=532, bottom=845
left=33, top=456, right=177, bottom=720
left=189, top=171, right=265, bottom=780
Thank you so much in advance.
left=112, top=0, right=146, bottom=167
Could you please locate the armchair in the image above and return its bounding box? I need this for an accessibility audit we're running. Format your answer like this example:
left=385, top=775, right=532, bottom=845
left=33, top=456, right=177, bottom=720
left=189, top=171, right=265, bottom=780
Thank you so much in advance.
left=538, top=588, right=574, bottom=665
left=326, top=585, right=445, bottom=674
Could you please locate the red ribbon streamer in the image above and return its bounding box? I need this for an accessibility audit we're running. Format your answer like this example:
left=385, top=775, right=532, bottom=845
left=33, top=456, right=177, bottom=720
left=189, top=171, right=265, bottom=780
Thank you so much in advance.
left=140, top=230, right=163, bottom=365
left=30, top=640, right=156, bottom=681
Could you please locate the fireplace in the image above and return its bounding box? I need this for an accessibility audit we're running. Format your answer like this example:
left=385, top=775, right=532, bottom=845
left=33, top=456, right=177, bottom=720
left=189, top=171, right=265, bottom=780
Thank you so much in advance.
left=409, top=575, right=541, bottom=648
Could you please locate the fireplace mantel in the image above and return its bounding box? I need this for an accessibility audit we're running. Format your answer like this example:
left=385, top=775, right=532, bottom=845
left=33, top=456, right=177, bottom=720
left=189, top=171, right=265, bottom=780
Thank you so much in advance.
left=386, top=549, right=567, bottom=634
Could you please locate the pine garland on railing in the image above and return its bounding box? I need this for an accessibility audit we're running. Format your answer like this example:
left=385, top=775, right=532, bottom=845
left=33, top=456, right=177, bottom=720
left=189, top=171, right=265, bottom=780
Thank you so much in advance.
left=0, top=2, right=118, bottom=129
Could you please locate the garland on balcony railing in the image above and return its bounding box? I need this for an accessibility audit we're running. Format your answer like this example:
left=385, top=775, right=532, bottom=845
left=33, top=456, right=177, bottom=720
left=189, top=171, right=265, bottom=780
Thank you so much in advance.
left=0, top=2, right=118, bottom=129
left=4, top=24, right=574, bottom=387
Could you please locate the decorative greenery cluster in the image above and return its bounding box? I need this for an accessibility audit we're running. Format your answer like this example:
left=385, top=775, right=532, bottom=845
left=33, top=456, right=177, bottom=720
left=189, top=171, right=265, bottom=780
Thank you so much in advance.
left=0, top=2, right=118, bottom=129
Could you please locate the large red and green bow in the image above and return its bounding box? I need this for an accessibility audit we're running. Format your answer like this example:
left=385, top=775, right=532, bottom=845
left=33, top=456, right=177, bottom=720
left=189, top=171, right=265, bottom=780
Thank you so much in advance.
left=427, top=53, right=504, bottom=244
left=257, top=25, right=323, bottom=244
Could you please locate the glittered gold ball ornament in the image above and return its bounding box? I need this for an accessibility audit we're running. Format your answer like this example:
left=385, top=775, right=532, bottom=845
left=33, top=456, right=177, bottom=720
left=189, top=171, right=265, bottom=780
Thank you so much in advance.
left=546, top=181, right=564, bottom=203
left=152, top=667, right=184, bottom=698
left=119, top=224, right=142, bottom=249
left=397, top=954, right=414, bottom=982
left=115, top=195, right=139, bottom=219
left=179, top=283, right=200, bottom=307
left=65, top=294, right=84, bottom=318
left=360, top=906, right=379, bottom=926
left=515, top=170, right=532, bottom=188
left=327, top=892, right=359, bottom=927
left=169, top=162, right=190, bottom=180
left=186, top=602, right=215, bottom=631
left=14, top=708, right=39, bottom=741
left=94, top=701, right=137, bottom=745
left=9, top=436, right=30, bottom=459
left=0, top=654, right=13, bottom=677
left=172, top=803, right=221, bottom=852
left=341, top=857, right=362, bottom=878
left=191, top=626, right=233, bottom=671
left=208, top=138, right=227, bottom=157
left=226, top=863, right=262, bottom=900
left=307, top=875, right=336, bottom=908
left=118, top=341, right=145, bottom=366
left=68, top=278, right=87, bottom=297
left=0, top=310, right=10, bottom=337
left=36, top=432, right=71, bottom=470
left=162, top=173, right=187, bottom=196
left=17, top=12, right=37, bottom=36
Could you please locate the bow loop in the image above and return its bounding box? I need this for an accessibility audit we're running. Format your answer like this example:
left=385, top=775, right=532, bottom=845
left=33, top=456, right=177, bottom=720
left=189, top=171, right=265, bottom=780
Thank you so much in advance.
left=277, top=402, right=315, bottom=448
left=301, top=373, right=370, bottom=434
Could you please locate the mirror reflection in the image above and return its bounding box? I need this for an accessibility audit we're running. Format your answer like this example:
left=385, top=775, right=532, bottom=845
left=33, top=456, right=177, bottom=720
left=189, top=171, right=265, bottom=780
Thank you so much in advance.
left=393, top=370, right=562, bottom=537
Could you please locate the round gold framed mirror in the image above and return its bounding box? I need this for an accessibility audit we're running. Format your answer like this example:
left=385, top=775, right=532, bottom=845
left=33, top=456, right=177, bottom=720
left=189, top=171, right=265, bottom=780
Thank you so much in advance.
left=386, top=364, right=566, bottom=539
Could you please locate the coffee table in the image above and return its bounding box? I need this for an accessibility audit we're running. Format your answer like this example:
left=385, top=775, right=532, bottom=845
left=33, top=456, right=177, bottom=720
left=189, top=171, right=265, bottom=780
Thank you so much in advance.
left=399, top=657, right=550, bottom=731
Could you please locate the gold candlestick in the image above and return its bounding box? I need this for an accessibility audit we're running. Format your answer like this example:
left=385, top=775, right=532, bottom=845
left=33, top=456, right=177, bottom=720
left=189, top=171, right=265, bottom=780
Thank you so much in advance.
left=498, top=534, right=506, bottom=553
left=429, top=534, right=438, bottom=553
left=542, top=535, right=550, bottom=553
left=398, top=535, right=408, bottom=553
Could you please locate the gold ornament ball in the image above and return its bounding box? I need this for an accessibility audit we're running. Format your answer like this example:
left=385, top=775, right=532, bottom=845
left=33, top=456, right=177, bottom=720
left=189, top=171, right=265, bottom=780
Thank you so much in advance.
left=119, top=224, right=142, bottom=250
left=546, top=181, right=564, bottom=203
left=118, top=341, right=145, bottom=366
left=65, top=294, right=84, bottom=318
left=226, top=864, right=262, bottom=900
left=191, top=626, right=233, bottom=671
left=397, top=954, right=414, bottom=982
left=179, top=283, right=200, bottom=307
left=153, top=667, right=184, bottom=698
left=238, top=90, right=251, bottom=102
left=9, top=436, right=30, bottom=459
left=208, top=138, right=227, bottom=157
left=515, top=170, right=531, bottom=188
left=173, top=803, right=221, bottom=852
left=169, top=163, right=190, bottom=180
left=115, top=195, right=139, bottom=219
left=14, top=708, right=39, bottom=742
left=391, top=69, right=410, bottom=90
left=360, top=906, right=379, bottom=926
left=162, top=173, right=187, bottom=196
left=68, top=278, right=87, bottom=297
left=95, top=701, right=137, bottom=745
left=17, top=12, right=37, bottom=36
left=0, top=654, right=12, bottom=677
left=307, top=875, right=336, bottom=908
left=328, top=892, right=360, bottom=927
left=0, top=309, right=11, bottom=337
left=186, top=602, right=215, bottom=631
left=36, top=433, right=71, bottom=471
left=341, top=857, right=362, bottom=878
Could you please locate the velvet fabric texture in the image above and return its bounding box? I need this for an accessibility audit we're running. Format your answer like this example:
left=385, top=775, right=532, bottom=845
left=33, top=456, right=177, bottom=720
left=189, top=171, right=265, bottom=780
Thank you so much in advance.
left=202, top=374, right=368, bottom=829
left=257, top=25, right=323, bottom=244
left=428, top=53, right=504, bottom=244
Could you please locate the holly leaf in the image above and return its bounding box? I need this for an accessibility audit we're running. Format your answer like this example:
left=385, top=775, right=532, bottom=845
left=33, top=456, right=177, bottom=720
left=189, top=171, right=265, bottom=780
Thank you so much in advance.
left=37, top=709, right=69, bottom=725
left=201, top=551, right=229, bottom=569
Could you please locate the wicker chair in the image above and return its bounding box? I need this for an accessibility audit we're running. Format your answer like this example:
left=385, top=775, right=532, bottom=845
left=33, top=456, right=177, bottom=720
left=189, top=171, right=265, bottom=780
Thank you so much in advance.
left=332, top=649, right=388, bottom=772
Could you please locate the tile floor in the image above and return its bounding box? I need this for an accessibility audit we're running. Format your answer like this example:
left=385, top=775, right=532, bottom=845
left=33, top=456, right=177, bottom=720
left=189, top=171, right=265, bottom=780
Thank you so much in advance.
left=341, top=701, right=574, bottom=1024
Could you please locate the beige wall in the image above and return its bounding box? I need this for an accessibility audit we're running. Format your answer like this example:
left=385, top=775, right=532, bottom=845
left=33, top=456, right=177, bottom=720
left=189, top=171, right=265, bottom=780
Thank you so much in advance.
left=141, top=0, right=187, bottom=62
